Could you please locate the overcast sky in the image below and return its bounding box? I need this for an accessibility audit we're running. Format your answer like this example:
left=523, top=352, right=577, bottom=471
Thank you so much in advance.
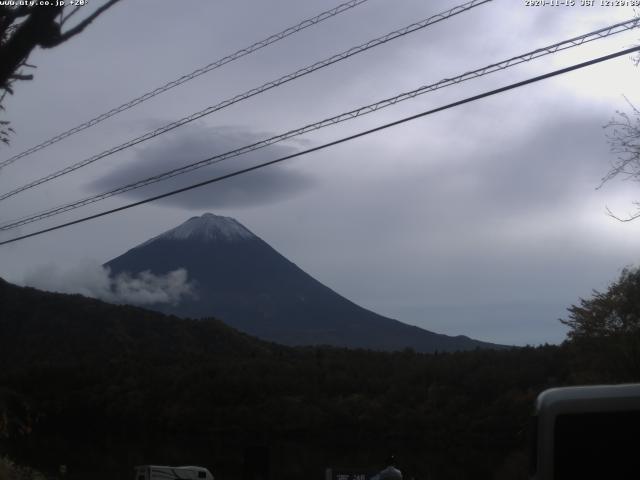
left=1, top=0, right=639, bottom=345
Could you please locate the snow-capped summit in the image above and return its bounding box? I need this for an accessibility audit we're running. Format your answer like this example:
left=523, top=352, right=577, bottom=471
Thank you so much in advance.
left=107, top=213, right=501, bottom=353
left=141, top=213, right=255, bottom=246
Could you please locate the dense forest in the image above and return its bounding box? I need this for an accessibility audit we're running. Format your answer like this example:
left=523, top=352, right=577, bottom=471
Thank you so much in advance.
left=1, top=273, right=639, bottom=480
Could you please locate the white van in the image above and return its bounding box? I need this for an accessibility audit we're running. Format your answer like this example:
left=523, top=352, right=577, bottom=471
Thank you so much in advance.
left=134, top=465, right=214, bottom=480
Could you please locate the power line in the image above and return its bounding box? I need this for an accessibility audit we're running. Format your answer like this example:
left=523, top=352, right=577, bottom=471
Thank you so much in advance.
left=1, top=45, right=638, bottom=247
left=0, top=0, right=492, bottom=202
left=0, top=0, right=372, bottom=169
left=1, top=18, right=636, bottom=230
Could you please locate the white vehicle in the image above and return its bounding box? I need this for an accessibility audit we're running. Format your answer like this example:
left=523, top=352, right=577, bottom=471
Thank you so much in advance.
left=134, top=465, right=214, bottom=480
left=530, top=383, right=640, bottom=480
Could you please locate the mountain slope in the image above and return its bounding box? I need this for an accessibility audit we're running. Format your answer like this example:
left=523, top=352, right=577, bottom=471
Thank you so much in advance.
left=105, top=213, right=501, bottom=352
left=0, top=276, right=269, bottom=369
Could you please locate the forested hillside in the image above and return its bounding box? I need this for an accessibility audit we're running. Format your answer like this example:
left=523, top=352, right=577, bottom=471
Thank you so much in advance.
left=0, top=276, right=637, bottom=480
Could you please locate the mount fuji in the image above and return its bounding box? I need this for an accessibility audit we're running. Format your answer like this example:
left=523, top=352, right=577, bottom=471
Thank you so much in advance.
left=105, top=213, right=500, bottom=352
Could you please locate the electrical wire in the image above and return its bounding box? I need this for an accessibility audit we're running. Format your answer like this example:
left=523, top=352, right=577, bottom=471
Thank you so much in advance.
left=0, top=0, right=372, bottom=169
left=1, top=45, right=638, bottom=246
left=0, top=0, right=492, bottom=202
left=1, top=18, right=637, bottom=230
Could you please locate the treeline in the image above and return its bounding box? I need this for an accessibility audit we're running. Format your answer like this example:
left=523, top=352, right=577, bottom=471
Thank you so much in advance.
left=0, top=275, right=638, bottom=480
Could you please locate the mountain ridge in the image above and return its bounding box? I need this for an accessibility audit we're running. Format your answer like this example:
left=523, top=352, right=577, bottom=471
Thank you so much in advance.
left=105, top=213, right=503, bottom=352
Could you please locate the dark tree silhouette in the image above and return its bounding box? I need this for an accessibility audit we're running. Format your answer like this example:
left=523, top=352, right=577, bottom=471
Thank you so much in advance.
left=561, top=267, right=640, bottom=381
left=0, top=1, right=122, bottom=144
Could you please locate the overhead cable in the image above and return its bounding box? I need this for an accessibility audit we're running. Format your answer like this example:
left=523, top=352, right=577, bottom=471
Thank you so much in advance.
left=1, top=18, right=637, bottom=230
left=1, top=44, right=638, bottom=246
left=0, top=0, right=372, bottom=169
left=0, top=0, right=492, bottom=201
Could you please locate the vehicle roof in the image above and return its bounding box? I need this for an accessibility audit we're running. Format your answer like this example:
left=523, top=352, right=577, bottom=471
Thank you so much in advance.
left=536, top=383, right=640, bottom=414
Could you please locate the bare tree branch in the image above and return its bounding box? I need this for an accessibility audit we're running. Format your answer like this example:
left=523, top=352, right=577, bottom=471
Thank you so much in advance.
left=601, top=98, right=640, bottom=185
left=9, top=73, right=33, bottom=81
left=0, top=6, right=34, bottom=22
left=0, top=1, right=123, bottom=145
left=60, top=5, right=83, bottom=27
left=0, top=6, right=63, bottom=84
left=605, top=206, right=640, bottom=223
left=52, top=0, right=121, bottom=46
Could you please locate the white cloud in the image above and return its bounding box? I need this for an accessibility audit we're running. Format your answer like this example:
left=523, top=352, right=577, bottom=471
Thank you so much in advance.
left=22, top=260, right=195, bottom=307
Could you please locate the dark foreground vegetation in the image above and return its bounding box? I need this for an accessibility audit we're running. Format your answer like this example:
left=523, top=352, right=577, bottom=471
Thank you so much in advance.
left=1, top=272, right=639, bottom=480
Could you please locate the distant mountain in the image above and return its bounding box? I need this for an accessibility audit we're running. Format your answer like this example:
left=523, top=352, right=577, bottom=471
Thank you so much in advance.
left=105, top=213, right=501, bottom=352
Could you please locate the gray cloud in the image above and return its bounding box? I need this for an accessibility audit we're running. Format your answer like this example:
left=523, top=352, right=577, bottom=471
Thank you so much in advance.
left=423, top=108, right=610, bottom=216
left=23, top=260, right=195, bottom=306
left=90, top=124, right=315, bottom=209
left=234, top=101, right=636, bottom=344
left=1, top=0, right=637, bottom=346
